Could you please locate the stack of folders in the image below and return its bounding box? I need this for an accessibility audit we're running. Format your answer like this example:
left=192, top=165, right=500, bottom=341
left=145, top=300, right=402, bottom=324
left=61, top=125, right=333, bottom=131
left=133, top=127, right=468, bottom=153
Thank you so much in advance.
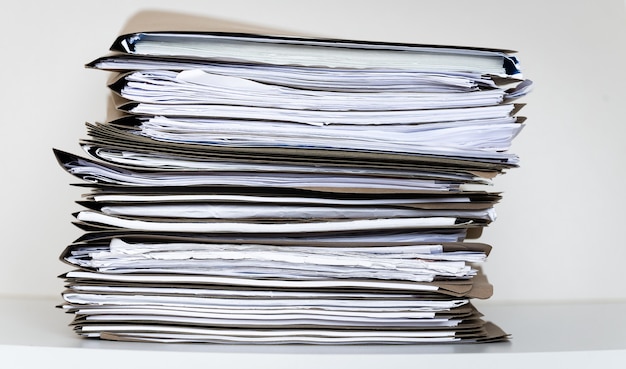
left=53, top=12, right=532, bottom=344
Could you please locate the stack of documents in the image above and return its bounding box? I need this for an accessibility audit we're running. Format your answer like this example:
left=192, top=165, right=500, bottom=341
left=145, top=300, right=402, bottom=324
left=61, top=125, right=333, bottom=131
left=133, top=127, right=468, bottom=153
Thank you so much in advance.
left=53, top=11, right=531, bottom=344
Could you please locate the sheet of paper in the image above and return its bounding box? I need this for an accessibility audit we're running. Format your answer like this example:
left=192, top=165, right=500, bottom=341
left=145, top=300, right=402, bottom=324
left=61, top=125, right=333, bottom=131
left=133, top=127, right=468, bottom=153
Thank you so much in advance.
left=75, top=210, right=461, bottom=233
left=95, top=203, right=495, bottom=222
left=64, top=286, right=470, bottom=309
left=90, top=193, right=473, bottom=205
left=85, top=145, right=488, bottom=184
left=64, top=270, right=443, bottom=292
left=95, top=56, right=500, bottom=92
left=131, top=115, right=523, bottom=156
left=72, top=227, right=468, bottom=244
left=60, top=151, right=467, bottom=190
left=117, top=69, right=510, bottom=111
left=101, top=239, right=488, bottom=262
left=62, top=293, right=458, bottom=310
left=68, top=238, right=479, bottom=282
left=78, top=324, right=463, bottom=343
left=125, top=101, right=517, bottom=127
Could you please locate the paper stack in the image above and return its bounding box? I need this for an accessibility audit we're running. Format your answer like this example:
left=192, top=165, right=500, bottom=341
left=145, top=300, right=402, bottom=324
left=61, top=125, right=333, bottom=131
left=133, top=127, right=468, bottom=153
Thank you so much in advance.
left=54, top=11, right=531, bottom=344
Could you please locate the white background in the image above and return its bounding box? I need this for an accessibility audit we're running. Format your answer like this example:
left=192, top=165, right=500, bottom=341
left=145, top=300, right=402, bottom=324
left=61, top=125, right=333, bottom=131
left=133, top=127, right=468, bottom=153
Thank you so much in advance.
left=0, top=0, right=625, bottom=305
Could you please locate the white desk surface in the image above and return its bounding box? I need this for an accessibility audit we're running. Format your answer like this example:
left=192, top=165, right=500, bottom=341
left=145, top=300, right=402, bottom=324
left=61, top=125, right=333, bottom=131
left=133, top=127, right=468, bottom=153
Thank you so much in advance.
left=0, top=296, right=624, bottom=368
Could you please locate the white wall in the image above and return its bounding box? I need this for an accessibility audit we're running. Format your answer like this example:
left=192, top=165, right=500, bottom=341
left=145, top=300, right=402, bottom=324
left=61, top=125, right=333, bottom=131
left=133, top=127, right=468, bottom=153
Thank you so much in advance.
left=1, top=0, right=624, bottom=304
